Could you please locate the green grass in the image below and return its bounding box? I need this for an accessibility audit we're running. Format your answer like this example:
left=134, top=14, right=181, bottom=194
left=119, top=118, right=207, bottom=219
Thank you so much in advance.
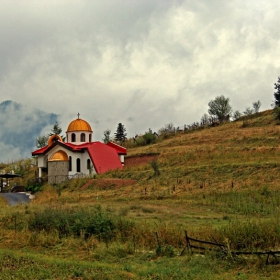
left=1, top=110, right=280, bottom=278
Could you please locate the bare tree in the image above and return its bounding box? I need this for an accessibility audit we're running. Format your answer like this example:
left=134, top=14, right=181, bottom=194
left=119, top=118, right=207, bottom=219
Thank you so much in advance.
left=243, top=107, right=254, bottom=116
left=252, top=100, right=261, bottom=113
left=201, top=113, right=210, bottom=126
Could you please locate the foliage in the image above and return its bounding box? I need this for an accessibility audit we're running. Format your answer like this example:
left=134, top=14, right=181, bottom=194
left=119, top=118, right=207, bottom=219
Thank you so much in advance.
left=114, top=123, right=127, bottom=143
left=252, top=100, right=261, bottom=113
left=273, top=76, right=280, bottom=107
left=208, top=95, right=232, bottom=123
left=215, top=219, right=280, bottom=250
left=274, top=106, right=280, bottom=120
left=243, top=107, right=254, bottom=116
left=142, top=132, right=157, bottom=145
left=156, top=245, right=175, bottom=257
left=28, top=206, right=119, bottom=242
left=201, top=113, right=210, bottom=126
left=158, top=123, right=174, bottom=134
left=36, top=134, right=48, bottom=148
left=48, top=121, right=65, bottom=141
left=102, top=129, right=112, bottom=144
left=36, top=121, right=65, bottom=148
left=26, top=183, right=43, bottom=194
left=233, top=110, right=242, bottom=120
left=150, top=160, right=160, bottom=176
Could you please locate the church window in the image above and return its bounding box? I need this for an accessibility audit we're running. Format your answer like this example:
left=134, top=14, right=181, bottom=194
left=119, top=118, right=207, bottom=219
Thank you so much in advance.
left=81, top=133, right=85, bottom=142
left=87, top=159, right=91, bottom=169
left=69, top=156, right=72, bottom=171
left=89, top=134, right=92, bottom=142
left=76, top=158, right=81, bottom=172
left=71, top=133, right=76, bottom=142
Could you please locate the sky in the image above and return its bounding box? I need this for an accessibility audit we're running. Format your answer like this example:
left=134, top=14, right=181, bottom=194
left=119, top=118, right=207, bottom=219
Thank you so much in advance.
left=1, top=0, right=280, bottom=146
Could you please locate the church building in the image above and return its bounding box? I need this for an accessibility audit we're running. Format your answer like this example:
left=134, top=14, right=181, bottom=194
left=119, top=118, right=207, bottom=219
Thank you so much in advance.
left=31, top=115, right=126, bottom=184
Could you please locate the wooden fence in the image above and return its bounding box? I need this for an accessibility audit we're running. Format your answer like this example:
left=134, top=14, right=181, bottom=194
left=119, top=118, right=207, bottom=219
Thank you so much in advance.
left=158, top=230, right=280, bottom=265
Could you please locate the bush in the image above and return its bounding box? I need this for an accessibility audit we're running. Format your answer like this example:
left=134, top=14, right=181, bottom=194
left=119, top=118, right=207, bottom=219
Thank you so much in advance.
left=142, top=132, right=157, bottom=145
left=274, top=107, right=280, bottom=120
left=26, top=184, right=43, bottom=194
left=150, top=160, right=160, bottom=176
left=28, top=206, right=118, bottom=242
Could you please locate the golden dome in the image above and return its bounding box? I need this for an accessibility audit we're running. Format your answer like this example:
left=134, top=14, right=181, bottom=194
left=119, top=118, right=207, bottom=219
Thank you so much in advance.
left=47, top=134, right=63, bottom=147
left=66, top=118, right=92, bottom=132
left=48, top=150, right=68, bottom=161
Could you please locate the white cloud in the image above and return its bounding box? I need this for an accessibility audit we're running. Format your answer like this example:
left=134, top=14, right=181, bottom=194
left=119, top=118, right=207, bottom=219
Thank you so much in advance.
left=0, top=0, right=280, bottom=157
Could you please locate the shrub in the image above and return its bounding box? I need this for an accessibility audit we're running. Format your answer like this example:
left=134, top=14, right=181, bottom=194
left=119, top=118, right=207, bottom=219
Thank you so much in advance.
left=150, top=160, right=160, bottom=176
left=142, top=132, right=157, bottom=145
left=274, top=106, right=280, bottom=121
left=28, top=206, right=117, bottom=242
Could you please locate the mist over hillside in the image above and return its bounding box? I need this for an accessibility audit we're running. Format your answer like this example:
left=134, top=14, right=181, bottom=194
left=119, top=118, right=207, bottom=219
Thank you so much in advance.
left=0, top=100, right=58, bottom=162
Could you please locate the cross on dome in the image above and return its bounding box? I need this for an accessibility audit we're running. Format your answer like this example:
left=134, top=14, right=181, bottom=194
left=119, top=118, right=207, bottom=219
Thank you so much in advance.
left=77, top=113, right=80, bottom=119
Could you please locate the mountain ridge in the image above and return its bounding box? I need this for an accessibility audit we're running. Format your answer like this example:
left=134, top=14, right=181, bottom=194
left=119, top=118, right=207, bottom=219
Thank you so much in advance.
left=0, top=100, right=58, bottom=162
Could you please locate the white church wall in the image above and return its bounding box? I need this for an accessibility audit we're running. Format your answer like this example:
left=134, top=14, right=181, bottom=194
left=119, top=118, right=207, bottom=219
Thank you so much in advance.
left=37, top=155, right=48, bottom=168
left=37, top=156, right=45, bottom=168
left=66, top=131, right=92, bottom=145
left=68, top=151, right=96, bottom=176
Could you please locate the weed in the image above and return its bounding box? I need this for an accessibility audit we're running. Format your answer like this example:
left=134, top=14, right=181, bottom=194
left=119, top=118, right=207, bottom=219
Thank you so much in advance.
left=150, top=160, right=160, bottom=176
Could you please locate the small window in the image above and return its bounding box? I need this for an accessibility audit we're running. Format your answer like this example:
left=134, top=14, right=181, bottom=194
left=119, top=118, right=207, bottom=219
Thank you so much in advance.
left=76, top=158, right=81, bottom=172
left=81, top=133, right=85, bottom=142
left=87, top=159, right=91, bottom=169
left=71, top=133, right=76, bottom=142
left=69, top=156, right=72, bottom=171
left=89, top=134, right=92, bottom=143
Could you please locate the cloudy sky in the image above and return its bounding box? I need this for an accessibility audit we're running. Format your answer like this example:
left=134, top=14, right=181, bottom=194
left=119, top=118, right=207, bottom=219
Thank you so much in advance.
left=1, top=0, right=280, bottom=143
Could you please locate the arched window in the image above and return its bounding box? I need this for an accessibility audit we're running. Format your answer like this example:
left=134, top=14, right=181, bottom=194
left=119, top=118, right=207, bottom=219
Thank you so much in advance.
left=87, top=159, right=91, bottom=170
left=76, top=158, right=81, bottom=172
left=71, top=133, right=76, bottom=142
left=89, top=134, right=92, bottom=143
left=81, top=133, right=85, bottom=142
left=69, top=156, right=72, bottom=171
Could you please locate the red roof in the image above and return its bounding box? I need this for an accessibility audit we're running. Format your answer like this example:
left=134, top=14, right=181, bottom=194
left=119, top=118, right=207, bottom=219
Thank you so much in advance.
left=85, top=142, right=123, bottom=174
left=106, top=141, right=127, bottom=154
left=32, top=141, right=127, bottom=174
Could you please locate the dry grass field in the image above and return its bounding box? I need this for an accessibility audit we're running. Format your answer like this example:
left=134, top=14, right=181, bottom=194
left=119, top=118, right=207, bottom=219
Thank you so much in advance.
left=1, top=109, right=280, bottom=279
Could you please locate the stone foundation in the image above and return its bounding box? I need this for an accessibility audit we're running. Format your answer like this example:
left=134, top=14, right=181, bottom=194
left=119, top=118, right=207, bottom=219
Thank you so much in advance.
left=48, top=161, right=69, bottom=185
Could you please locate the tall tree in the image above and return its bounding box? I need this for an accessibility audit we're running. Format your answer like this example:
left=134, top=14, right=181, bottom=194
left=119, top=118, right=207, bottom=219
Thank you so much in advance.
left=114, top=123, right=127, bottom=143
left=49, top=122, right=65, bottom=140
left=208, top=95, right=232, bottom=123
left=274, top=77, right=280, bottom=107
left=102, top=129, right=112, bottom=144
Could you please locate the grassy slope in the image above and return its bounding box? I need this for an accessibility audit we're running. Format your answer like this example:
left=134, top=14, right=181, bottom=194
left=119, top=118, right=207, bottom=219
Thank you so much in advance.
left=1, top=110, right=280, bottom=279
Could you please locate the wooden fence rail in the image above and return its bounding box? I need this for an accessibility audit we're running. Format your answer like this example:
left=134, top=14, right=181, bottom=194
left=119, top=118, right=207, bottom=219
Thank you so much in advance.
left=178, top=231, right=280, bottom=265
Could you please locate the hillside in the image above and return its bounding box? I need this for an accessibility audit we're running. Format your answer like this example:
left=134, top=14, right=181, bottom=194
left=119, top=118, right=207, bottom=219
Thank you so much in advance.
left=99, top=109, right=280, bottom=198
left=1, top=109, right=280, bottom=279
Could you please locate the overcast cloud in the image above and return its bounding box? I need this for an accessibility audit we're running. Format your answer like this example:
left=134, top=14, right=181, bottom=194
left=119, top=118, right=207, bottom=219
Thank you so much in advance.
left=1, top=0, right=280, bottom=154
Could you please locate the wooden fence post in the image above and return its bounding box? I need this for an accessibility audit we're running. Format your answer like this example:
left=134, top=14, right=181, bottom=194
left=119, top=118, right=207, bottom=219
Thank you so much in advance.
left=180, top=230, right=192, bottom=256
